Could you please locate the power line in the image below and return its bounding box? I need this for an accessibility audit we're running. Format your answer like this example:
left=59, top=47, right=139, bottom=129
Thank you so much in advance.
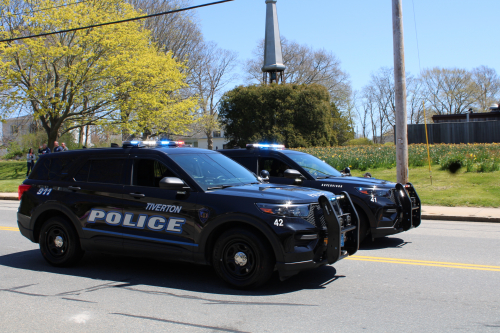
left=0, top=0, right=233, bottom=43
left=411, top=0, right=422, bottom=72
left=1, top=0, right=92, bottom=18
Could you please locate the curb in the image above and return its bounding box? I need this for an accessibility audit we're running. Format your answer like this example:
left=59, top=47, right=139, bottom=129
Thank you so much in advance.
left=0, top=196, right=18, bottom=201
left=421, top=215, right=500, bottom=223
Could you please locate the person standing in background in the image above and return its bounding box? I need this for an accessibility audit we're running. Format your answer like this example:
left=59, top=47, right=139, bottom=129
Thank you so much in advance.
left=53, top=141, right=63, bottom=152
left=61, top=142, right=69, bottom=151
left=41, top=143, right=51, bottom=154
left=26, top=148, right=36, bottom=178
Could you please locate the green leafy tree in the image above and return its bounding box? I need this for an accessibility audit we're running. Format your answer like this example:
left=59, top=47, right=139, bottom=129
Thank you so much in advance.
left=0, top=0, right=196, bottom=148
left=219, top=83, right=349, bottom=148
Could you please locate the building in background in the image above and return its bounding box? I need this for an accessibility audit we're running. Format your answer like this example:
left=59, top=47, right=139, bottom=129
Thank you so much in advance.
left=1, top=115, right=38, bottom=146
left=174, top=129, right=229, bottom=150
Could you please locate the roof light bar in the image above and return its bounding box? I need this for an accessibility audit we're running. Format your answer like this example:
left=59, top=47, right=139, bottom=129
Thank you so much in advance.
left=122, top=140, right=145, bottom=148
left=157, top=140, right=185, bottom=147
left=246, top=143, right=285, bottom=150
left=122, top=140, right=186, bottom=148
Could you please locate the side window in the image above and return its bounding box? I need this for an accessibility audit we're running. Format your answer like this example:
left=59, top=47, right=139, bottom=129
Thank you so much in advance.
left=231, top=157, right=257, bottom=173
left=87, top=159, right=125, bottom=184
left=29, top=158, right=50, bottom=180
left=73, top=160, right=91, bottom=182
left=48, top=157, right=76, bottom=181
left=259, top=158, right=291, bottom=177
left=133, top=159, right=176, bottom=187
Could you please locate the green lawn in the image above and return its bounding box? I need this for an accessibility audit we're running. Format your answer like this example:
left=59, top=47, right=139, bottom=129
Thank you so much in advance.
left=351, top=165, right=500, bottom=207
left=0, top=161, right=27, bottom=180
left=0, top=179, right=25, bottom=192
left=0, top=161, right=27, bottom=193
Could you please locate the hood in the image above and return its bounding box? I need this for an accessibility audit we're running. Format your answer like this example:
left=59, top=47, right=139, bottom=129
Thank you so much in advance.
left=319, top=176, right=396, bottom=188
left=208, top=184, right=332, bottom=203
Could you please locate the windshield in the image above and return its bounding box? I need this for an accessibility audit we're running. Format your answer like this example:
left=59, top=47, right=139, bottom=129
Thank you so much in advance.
left=286, top=153, right=342, bottom=178
left=169, top=153, right=260, bottom=191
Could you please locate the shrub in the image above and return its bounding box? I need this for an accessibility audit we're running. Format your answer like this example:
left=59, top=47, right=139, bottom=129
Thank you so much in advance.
left=344, top=138, right=373, bottom=146
left=3, top=141, right=24, bottom=160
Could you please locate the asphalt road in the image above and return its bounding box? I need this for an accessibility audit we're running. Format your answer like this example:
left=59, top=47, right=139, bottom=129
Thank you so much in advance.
left=1, top=201, right=499, bottom=332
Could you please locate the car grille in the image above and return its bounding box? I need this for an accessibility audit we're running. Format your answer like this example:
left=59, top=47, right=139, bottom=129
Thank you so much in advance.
left=306, top=204, right=326, bottom=229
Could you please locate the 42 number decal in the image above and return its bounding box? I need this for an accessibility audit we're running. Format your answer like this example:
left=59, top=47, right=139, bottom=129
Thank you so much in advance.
left=274, top=219, right=284, bottom=227
left=37, top=188, right=52, bottom=196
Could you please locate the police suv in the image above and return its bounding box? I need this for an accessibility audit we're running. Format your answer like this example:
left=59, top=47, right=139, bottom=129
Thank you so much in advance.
left=219, top=144, right=421, bottom=242
left=17, top=141, right=359, bottom=288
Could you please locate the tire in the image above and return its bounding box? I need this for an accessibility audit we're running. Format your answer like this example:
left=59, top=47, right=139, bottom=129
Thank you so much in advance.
left=212, top=228, right=275, bottom=289
left=39, top=217, right=84, bottom=267
left=357, top=208, right=370, bottom=243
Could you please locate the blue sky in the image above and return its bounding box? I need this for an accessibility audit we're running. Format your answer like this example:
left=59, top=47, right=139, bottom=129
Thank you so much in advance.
left=196, top=0, right=500, bottom=94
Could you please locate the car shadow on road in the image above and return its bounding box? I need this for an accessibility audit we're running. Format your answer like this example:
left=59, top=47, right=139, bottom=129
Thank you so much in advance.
left=0, top=249, right=345, bottom=297
left=360, top=236, right=411, bottom=250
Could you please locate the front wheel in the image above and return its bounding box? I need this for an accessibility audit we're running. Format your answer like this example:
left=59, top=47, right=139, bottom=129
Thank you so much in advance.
left=212, top=228, right=274, bottom=289
left=39, top=217, right=84, bottom=267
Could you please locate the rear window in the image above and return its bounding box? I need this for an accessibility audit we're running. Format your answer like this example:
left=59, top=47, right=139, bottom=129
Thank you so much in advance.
left=87, top=159, right=125, bottom=184
left=49, top=157, right=76, bottom=180
left=29, top=156, right=76, bottom=181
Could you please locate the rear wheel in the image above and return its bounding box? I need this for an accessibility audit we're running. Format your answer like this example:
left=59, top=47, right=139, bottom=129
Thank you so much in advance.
left=39, top=217, right=84, bottom=267
left=212, top=228, right=274, bottom=289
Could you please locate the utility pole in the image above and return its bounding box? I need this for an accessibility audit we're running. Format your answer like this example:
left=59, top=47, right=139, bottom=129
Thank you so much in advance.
left=392, top=0, right=408, bottom=184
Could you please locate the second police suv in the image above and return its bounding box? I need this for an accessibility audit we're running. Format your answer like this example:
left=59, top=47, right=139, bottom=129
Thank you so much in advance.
left=17, top=140, right=359, bottom=288
left=219, top=143, right=421, bottom=242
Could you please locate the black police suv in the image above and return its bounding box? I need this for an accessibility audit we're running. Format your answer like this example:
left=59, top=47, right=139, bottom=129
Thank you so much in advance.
left=17, top=141, right=359, bottom=288
left=218, top=144, right=421, bottom=242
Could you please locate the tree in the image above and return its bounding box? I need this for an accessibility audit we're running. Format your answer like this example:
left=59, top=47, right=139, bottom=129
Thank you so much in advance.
left=190, top=42, right=237, bottom=150
left=0, top=0, right=195, bottom=147
left=421, top=67, right=477, bottom=115
left=219, top=84, right=347, bottom=148
left=245, top=36, right=352, bottom=111
left=406, top=75, right=425, bottom=124
left=128, top=0, right=203, bottom=61
left=471, top=66, right=500, bottom=112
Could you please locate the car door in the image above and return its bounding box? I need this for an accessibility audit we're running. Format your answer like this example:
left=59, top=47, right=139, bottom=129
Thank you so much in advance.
left=121, top=155, right=200, bottom=261
left=69, top=155, right=127, bottom=253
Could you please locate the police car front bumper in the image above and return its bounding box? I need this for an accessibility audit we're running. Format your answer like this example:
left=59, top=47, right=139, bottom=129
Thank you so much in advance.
left=277, top=194, right=359, bottom=281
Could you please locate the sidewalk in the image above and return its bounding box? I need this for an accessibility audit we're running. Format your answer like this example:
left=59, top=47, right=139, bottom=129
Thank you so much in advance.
left=1, top=192, right=499, bottom=223
left=421, top=206, right=500, bottom=223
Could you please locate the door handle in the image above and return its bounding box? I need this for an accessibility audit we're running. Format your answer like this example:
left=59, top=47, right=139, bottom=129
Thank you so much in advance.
left=68, top=186, right=81, bottom=191
left=129, top=193, right=145, bottom=198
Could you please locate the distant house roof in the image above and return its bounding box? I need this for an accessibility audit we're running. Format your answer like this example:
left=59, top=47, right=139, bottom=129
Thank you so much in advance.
left=432, top=110, right=500, bottom=123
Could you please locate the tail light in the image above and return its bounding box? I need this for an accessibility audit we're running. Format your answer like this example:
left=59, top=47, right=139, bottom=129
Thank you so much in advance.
left=18, top=184, right=31, bottom=200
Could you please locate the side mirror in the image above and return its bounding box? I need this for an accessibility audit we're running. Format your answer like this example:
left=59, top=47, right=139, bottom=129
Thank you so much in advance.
left=159, top=177, right=189, bottom=190
left=284, top=169, right=304, bottom=180
left=260, top=170, right=270, bottom=181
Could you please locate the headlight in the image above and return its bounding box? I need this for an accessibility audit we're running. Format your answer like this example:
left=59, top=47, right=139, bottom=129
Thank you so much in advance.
left=356, top=187, right=391, bottom=197
left=256, top=203, right=310, bottom=217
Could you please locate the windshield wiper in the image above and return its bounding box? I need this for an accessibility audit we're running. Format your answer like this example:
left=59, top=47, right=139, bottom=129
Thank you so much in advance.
left=207, top=184, right=234, bottom=190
